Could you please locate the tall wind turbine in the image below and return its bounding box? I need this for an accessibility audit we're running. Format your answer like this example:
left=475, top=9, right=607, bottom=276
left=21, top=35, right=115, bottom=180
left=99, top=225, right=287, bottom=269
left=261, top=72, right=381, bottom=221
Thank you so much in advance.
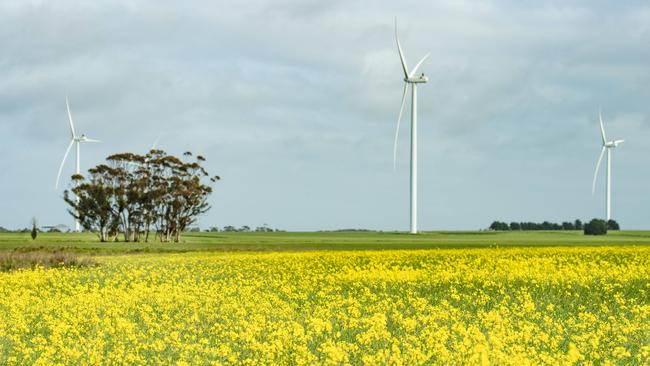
left=55, top=96, right=101, bottom=232
left=393, top=19, right=429, bottom=234
left=591, top=110, right=624, bottom=221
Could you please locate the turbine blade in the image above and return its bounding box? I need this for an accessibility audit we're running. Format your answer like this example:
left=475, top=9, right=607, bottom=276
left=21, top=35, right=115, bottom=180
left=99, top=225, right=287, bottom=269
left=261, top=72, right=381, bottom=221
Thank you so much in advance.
left=55, top=140, right=75, bottom=190
left=152, top=133, right=162, bottom=149
left=83, top=138, right=101, bottom=143
left=393, top=83, right=408, bottom=170
left=409, top=53, right=429, bottom=78
left=592, top=147, right=606, bottom=195
left=614, top=139, right=625, bottom=144
left=599, top=110, right=607, bottom=145
left=66, top=96, right=76, bottom=138
left=394, top=18, right=409, bottom=79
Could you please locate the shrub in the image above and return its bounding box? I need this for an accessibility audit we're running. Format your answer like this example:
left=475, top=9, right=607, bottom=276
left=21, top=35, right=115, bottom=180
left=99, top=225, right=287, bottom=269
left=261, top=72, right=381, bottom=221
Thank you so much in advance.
left=30, top=218, right=38, bottom=240
left=607, top=220, right=620, bottom=231
left=0, top=251, right=96, bottom=272
left=584, top=219, right=607, bottom=235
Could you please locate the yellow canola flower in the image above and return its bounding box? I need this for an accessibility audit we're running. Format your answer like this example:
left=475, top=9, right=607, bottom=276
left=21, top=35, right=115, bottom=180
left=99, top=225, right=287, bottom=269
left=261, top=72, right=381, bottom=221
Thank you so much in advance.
left=0, top=247, right=647, bottom=365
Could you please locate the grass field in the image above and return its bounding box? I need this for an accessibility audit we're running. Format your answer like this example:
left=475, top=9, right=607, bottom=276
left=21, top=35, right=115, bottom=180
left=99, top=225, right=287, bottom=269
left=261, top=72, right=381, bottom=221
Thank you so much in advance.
left=0, top=231, right=648, bottom=365
left=2, top=230, right=650, bottom=253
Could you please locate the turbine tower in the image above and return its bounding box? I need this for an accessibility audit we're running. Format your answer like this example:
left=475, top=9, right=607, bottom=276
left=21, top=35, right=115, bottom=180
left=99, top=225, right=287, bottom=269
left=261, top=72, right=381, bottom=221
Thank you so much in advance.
left=591, top=110, right=624, bottom=221
left=393, top=19, right=429, bottom=234
left=55, top=96, right=101, bottom=232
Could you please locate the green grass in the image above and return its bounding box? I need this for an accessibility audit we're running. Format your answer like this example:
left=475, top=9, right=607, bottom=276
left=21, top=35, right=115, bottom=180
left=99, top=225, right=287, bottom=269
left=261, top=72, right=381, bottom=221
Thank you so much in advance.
left=1, top=230, right=649, bottom=253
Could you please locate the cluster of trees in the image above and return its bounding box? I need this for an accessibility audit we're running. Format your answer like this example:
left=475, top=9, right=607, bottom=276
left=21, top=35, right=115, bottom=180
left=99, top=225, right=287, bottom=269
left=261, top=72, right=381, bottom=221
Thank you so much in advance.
left=490, top=219, right=620, bottom=232
left=208, top=225, right=283, bottom=232
left=64, top=150, right=219, bottom=242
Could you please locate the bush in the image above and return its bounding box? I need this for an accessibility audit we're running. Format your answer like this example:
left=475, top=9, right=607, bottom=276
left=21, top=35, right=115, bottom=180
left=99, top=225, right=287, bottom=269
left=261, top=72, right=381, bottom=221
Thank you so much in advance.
left=607, top=220, right=620, bottom=231
left=584, top=219, right=607, bottom=235
left=0, top=251, right=96, bottom=272
left=30, top=218, right=38, bottom=240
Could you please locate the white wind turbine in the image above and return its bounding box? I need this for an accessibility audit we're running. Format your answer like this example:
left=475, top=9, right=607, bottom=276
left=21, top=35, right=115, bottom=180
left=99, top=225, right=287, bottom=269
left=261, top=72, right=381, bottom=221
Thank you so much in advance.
left=393, top=19, right=429, bottom=234
left=591, top=110, right=624, bottom=221
left=55, top=96, right=101, bottom=232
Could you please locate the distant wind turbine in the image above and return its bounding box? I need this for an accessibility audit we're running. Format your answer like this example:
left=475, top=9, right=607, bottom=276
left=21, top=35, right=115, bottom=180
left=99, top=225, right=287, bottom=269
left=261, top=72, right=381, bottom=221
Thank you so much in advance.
left=151, top=132, right=163, bottom=150
left=393, top=19, right=429, bottom=234
left=55, top=96, right=101, bottom=232
left=591, top=110, right=624, bottom=221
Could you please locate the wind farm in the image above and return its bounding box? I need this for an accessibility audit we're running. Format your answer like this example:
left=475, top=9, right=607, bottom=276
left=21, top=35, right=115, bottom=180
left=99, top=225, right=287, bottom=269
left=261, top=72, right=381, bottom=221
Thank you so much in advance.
left=1, top=2, right=649, bottom=365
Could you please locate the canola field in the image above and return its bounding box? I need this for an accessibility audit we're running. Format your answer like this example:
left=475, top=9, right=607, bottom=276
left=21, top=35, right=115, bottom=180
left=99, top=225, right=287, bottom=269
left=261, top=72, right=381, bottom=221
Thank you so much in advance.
left=0, top=246, right=648, bottom=365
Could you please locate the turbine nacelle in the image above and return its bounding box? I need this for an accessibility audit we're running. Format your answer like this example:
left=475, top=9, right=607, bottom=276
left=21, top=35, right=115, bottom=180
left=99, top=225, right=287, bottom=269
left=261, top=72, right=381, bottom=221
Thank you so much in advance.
left=405, top=74, right=428, bottom=83
left=75, top=134, right=100, bottom=143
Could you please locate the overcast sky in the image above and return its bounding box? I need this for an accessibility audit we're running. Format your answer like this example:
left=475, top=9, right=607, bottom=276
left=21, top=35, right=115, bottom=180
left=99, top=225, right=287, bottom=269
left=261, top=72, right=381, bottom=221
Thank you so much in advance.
left=1, top=0, right=649, bottom=231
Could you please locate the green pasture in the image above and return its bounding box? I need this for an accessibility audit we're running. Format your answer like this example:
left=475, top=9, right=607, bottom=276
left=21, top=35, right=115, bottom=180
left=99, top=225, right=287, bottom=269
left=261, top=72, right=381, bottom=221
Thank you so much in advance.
left=1, top=230, right=649, bottom=253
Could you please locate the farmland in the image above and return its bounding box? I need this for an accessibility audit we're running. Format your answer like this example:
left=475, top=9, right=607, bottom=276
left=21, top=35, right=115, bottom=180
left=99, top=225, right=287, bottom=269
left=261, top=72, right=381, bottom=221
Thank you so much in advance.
left=2, top=230, right=650, bottom=253
left=0, top=232, right=648, bottom=364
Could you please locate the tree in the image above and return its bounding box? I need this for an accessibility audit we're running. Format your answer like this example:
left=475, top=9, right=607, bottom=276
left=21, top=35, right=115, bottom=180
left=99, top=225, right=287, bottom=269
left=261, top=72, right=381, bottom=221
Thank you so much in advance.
left=607, top=219, right=620, bottom=231
left=574, top=219, right=583, bottom=230
left=561, top=221, right=575, bottom=230
left=509, top=222, right=521, bottom=231
left=584, top=219, right=607, bottom=235
left=30, top=217, right=38, bottom=240
left=489, top=221, right=509, bottom=231
left=64, top=172, right=119, bottom=242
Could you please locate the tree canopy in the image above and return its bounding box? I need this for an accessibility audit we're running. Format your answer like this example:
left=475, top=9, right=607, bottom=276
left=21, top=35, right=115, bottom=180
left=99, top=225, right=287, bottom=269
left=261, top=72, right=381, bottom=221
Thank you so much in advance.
left=64, top=149, right=219, bottom=242
left=584, top=219, right=608, bottom=235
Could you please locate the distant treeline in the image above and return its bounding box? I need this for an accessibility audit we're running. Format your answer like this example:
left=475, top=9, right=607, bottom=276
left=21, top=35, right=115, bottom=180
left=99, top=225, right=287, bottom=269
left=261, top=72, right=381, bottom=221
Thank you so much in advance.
left=318, top=229, right=374, bottom=232
left=0, top=226, right=57, bottom=233
left=207, top=225, right=284, bottom=233
left=0, top=225, right=284, bottom=234
left=490, top=219, right=620, bottom=231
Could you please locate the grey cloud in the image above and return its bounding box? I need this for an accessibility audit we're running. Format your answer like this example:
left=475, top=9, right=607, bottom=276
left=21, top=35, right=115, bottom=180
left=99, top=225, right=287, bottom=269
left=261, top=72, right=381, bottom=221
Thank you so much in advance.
left=1, top=0, right=649, bottom=230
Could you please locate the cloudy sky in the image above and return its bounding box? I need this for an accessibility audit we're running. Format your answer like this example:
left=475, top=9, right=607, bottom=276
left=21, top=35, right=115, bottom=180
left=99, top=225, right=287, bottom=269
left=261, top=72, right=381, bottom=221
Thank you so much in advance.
left=1, top=0, right=649, bottom=231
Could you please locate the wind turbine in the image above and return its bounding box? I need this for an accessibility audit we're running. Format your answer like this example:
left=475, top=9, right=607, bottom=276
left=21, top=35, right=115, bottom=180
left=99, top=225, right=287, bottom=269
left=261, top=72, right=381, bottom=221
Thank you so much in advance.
left=55, top=96, right=101, bottom=232
left=591, top=110, right=624, bottom=221
left=393, top=19, right=429, bottom=234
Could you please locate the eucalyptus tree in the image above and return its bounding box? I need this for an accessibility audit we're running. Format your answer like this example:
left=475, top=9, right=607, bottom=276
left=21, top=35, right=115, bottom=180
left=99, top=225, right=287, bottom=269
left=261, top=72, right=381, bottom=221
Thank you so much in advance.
left=64, top=150, right=219, bottom=242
